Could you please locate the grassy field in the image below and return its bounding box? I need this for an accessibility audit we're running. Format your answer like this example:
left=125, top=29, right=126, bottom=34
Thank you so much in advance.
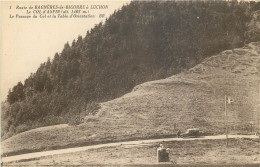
left=6, top=138, right=260, bottom=165
left=2, top=42, right=260, bottom=157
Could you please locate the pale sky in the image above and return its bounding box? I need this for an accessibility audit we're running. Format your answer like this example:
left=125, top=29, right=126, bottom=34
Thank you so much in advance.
left=1, top=1, right=130, bottom=100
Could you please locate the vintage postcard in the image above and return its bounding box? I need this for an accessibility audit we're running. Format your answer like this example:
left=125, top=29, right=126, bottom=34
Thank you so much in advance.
left=1, top=0, right=260, bottom=166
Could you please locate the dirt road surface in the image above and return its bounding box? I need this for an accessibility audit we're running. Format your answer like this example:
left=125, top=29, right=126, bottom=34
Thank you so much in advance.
left=2, top=135, right=259, bottom=163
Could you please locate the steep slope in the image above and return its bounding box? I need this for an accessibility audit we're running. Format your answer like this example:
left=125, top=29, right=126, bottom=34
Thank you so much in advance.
left=96, top=42, right=260, bottom=135
left=2, top=42, right=260, bottom=156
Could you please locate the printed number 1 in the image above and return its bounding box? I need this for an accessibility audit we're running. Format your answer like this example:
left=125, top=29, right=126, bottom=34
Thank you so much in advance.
left=10, top=6, right=11, bottom=9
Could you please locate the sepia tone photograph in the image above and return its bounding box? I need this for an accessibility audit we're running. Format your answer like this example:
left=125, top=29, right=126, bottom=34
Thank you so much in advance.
left=1, top=0, right=260, bottom=166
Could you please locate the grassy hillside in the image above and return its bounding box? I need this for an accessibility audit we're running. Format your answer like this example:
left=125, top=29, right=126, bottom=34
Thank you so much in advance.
left=2, top=1, right=259, bottom=140
left=96, top=42, right=260, bottom=134
left=2, top=42, right=260, bottom=156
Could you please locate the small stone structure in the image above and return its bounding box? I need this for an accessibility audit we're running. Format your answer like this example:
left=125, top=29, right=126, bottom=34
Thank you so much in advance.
left=157, top=144, right=170, bottom=163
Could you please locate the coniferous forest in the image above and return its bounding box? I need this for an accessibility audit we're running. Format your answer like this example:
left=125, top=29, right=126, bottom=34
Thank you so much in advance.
left=2, top=1, right=260, bottom=140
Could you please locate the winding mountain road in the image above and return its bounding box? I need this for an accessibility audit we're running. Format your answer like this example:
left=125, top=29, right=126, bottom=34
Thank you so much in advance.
left=2, top=135, right=259, bottom=163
